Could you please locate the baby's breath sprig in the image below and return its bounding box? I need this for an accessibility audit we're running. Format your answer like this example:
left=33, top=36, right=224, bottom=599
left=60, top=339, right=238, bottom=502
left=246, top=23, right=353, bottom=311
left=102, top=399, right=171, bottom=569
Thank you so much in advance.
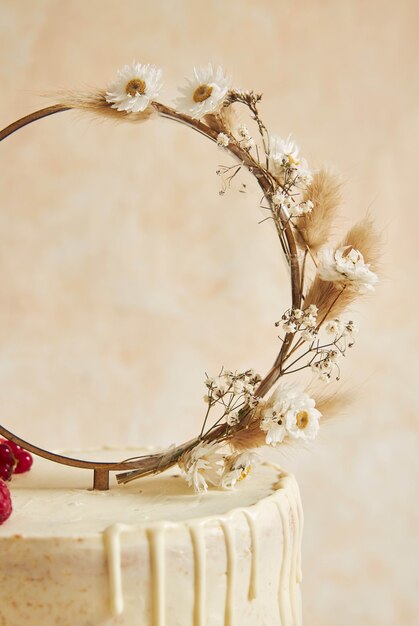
left=0, top=62, right=381, bottom=492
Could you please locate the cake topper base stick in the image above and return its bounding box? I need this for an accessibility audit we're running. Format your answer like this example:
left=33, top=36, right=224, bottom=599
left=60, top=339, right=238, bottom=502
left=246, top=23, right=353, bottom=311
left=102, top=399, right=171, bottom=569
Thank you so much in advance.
left=93, top=468, right=110, bottom=491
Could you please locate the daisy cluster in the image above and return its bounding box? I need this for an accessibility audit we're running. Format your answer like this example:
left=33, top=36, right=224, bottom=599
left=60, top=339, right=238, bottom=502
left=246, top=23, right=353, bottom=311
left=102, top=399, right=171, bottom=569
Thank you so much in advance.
left=260, top=385, right=321, bottom=446
left=179, top=443, right=256, bottom=493
left=106, top=62, right=231, bottom=120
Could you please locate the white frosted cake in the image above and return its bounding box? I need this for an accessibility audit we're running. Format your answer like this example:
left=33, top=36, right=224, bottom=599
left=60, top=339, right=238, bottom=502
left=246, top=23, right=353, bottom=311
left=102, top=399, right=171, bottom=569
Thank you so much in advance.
left=0, top=448, right=303, bottom=626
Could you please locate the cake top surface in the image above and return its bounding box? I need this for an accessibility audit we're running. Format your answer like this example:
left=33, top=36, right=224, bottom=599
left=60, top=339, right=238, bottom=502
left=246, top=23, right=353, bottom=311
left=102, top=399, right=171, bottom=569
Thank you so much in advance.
left=0, top=447, right=287, bottom=537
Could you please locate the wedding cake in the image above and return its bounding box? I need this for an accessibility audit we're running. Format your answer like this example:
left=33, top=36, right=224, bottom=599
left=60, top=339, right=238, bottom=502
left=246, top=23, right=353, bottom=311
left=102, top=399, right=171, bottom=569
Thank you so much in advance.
left=0, top=448, right=303, bottom=626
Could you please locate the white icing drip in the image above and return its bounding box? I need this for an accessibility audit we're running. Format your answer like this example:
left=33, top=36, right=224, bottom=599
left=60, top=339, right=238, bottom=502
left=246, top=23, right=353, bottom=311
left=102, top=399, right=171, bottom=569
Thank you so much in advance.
left=103, top=522, right=136, bottom=616
left=147, top=524, right=167, bottom=626
left=242, top=509, right=259, bottom=600
left=294, top=482, right=304, bottom=583
left=285, top=481, right=301, bottom=626
left=276, top=492, right=293, bottom=626
left=189, top=523, right=206, bottom=626
left=221, top=518, right=236, bottom=626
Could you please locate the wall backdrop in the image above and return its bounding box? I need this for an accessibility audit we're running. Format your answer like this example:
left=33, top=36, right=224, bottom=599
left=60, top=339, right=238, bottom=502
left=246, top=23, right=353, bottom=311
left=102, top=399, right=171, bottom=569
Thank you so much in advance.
left=0, top=1, right=418, bottom=625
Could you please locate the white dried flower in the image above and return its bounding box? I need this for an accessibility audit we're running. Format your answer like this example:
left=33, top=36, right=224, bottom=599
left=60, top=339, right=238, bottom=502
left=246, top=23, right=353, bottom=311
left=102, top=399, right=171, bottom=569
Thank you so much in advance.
left=106, top=62, right=163, bottom=113
left=179, top=442, right=223, bottom=492
left=237, top=124, right=250, bottom=138
left=318, top=246, right=378, bottom=292
left=304, top=314, right=317, bottom=329
left=293, top=308, right=304, bottom=320
left=261, top=384, right=321, bottom=445
left=306, top=304, right=318, bottom=316
left=260, top=402, right=287, bottom=446
left=242, top=137, right=255, bottom=151
left=221, top=452, right=256, bottom=489
left=301, top=328, right=316, bottom=343
left=175, top=64, right=231, bottom=119
left=325, top=318, right=344, bottom=337
left=343, top=320, right=358, bottom=336
left=217, top=132, right=230, bottom=147
left=311, top=360, right=332, bottom=382
left=282, top=320, right=297, bottom=333
left=328, top=349, right=342, bottom=363
left=284, top=395, right=321, bottom=441
left=269, top=135, right=301, bottom=171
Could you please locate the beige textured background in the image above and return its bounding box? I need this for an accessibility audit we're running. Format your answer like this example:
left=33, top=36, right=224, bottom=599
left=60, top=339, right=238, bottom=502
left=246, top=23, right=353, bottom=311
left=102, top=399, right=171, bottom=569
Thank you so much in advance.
left=0, top=1, right=418, bottom=624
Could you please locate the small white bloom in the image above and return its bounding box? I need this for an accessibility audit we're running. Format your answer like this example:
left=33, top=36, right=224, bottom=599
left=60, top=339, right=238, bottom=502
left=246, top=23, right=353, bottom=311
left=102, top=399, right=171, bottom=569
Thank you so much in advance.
left=318, top=246, right=378, bottom=292
left=306, top=304, right=318, bottom=316
left=299, top=200, right=314, bottom=214
left=343, top=320, right=358, bottom=336
left=293, top=308, right=303, bottom=320
left=237, top=124, right=250, bottom=138
left=301, top=328, right=316, bottom=343
left=271, top=189, right=289, bottom=209
left=293, top=159, right=313, bottom=187
left=225, top=411, right=240, bottom=426
left=221, top=452, right=256, bottom=489
left=217, top=132, right=230, bottom=147
left=311, top=361, right=331, bottom=382
left=304, top=314, right=317, bottom=329
left=175, top=64, right=231, bottom=119
left=325, top=318, right=344, bottom=337
left=289, top=203, right=305, bottom=217
left=242, top=137, right=255, bottom=151
left=282, top=320, right=297, bottom=333
left=328, top=349, right=341, bottom=363
left=179, top=442, right=223, bottom=492
left=106, top=62, right=163, bottom=113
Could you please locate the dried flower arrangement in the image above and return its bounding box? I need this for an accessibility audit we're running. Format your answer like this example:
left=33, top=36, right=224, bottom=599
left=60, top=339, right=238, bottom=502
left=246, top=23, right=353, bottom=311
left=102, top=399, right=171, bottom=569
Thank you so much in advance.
left=0, top=63, right=381, bottom=494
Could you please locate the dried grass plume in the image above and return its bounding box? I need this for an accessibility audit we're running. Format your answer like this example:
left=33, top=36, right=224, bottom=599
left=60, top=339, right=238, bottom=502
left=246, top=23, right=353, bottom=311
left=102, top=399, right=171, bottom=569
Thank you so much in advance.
left=295, top=169, right=341, bottom=253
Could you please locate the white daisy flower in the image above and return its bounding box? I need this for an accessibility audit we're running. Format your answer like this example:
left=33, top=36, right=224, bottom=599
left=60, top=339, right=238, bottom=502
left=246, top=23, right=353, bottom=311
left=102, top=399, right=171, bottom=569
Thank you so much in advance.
left=269, top=135, right=301, bottom=172
left=261, top=385, right=322, bottom=444
left=285, top=394, right=321, bottom=441
left=221, top=452, right=256, bottom=490
left=260, top=395, right=291, bottom=446
left=318, top=246, right=378, bottom=292
left=105, top=62, right=163, bottom=113
left=269, top=134, right=313, bottom=186
left=175, top=64, right=231, bottom=119
left=179, top=442, right=223, bottom=492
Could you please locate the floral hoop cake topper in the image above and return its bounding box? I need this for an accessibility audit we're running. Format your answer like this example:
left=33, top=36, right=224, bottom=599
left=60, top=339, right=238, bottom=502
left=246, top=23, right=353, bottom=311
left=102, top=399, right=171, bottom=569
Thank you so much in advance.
left=0, top=62, right=380, bottom=493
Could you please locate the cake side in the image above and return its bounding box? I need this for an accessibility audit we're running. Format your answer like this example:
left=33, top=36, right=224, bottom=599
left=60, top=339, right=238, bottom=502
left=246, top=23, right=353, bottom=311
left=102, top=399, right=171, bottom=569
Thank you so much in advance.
left=0, top=449, right=303, bottom=626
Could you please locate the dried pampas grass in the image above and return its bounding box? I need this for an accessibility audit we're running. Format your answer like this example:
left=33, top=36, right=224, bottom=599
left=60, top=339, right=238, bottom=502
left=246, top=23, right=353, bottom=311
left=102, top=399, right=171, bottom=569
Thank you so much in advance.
left=230, top=418, right=266, bottom=452
left=342, top=217, right=381, bottom=272
left=304, top=217, right=381, bottom=322
left=311, top=387, right=353, bottom=422
left=52, top=89, right=157, bottom=124
left=295, top=169, right=341, bottom=253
